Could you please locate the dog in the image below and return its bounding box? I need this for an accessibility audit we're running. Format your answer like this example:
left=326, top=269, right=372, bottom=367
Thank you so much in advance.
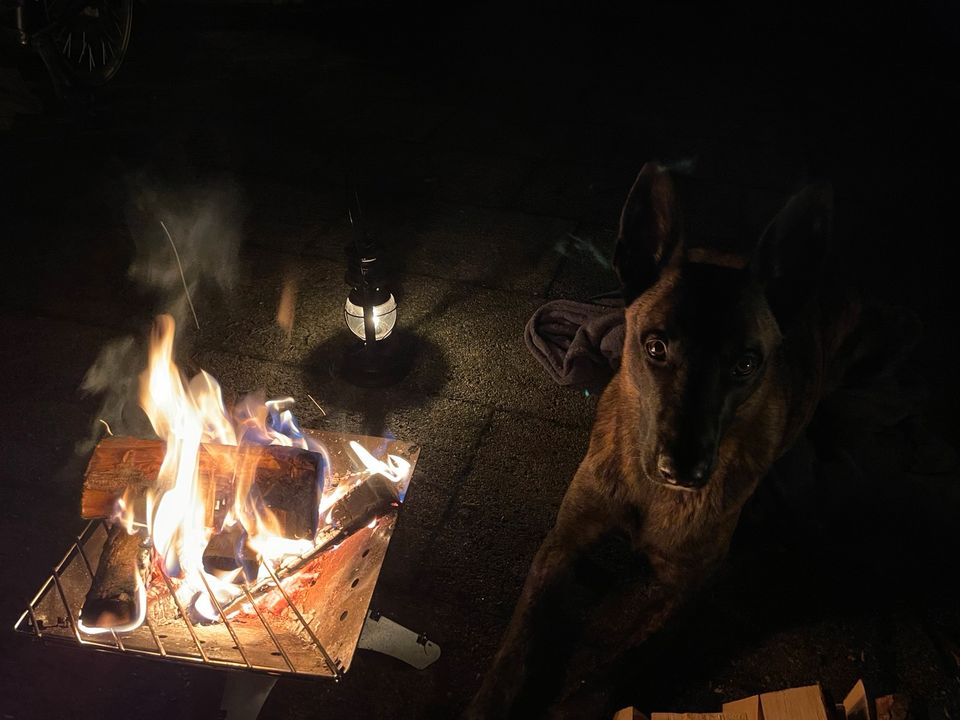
left=465, top=162, right=916, bottom=718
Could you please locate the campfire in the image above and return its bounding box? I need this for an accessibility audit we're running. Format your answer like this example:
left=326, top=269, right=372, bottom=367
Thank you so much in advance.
left=15, top=314, right=422, bottom=679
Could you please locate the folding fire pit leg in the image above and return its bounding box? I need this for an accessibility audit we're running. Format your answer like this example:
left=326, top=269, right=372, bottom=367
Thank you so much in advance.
left=357, top=610, right=441, bottom=670
left=219, top=673, right=278, bottom=720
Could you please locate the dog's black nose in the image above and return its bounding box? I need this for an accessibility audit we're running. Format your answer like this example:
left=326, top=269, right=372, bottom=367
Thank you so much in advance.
left=657, top=453, right=711, bottom=488
left=689, top=459, right=711, bottom=484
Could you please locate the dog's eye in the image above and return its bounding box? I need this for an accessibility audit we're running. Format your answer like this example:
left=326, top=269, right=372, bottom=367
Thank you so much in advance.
left=733, top=352, right=761, bottom=377
left=644, top=336, right=668, bottom=362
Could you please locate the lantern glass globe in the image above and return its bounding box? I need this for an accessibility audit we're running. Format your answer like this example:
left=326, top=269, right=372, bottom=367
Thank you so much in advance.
left=344, top=293, right=397, bottom=341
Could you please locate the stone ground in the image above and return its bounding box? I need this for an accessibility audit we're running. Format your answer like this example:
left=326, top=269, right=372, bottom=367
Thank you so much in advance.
left=1, top=1, right=959, bottom=718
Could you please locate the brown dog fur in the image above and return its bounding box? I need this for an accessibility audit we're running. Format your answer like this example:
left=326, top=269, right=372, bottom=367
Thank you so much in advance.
left=465, top=162, right=911, bottom=719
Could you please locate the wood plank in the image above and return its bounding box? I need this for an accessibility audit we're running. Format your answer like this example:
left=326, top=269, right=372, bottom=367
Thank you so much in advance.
left=652, top=713, right=746, bottom=720
left=613, top=709, right=647, bottom=720
left=760, top=685, right=829, bottom=720
left=843, top=680, right=872, bottom=720
left=724, top=695, right=764, bottom=720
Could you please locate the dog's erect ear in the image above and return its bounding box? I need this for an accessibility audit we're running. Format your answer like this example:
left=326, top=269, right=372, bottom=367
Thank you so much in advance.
left=751, top=182, right=833, bottom=330
left=614, top=162, right=683, bottom=303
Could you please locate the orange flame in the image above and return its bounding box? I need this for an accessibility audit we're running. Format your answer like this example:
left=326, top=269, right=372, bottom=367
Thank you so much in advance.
left=136, top=315, right=313, bottom=623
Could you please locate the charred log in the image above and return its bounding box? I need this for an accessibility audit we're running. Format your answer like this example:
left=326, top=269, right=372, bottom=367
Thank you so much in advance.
left=80, top=524, right=149, bottom=629
left=201, top=523, right=259, bottom=581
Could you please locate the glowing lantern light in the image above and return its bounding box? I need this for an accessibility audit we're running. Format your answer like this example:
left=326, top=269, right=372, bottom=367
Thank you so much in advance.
left=343, top=280, right=397, bottom=342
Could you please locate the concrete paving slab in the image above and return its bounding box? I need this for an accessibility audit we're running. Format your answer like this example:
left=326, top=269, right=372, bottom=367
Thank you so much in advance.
left=193, top=249, right=597, bottom=426
left=189, top=346, right=492, bottom=455
left=547, top=221, right=619, bottom=301
left=304, top=200, right=574, bottom=294
left=395, top=277, right=598, bottom=425
left=417, top=411, right=588, bottom=620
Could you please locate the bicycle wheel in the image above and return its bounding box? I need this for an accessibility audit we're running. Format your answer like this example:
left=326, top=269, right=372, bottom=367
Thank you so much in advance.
left=45, top=0, right=133, bottom=87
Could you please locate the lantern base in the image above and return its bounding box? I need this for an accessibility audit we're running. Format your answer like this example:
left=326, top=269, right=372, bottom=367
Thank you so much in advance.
left=338, top=334, right=411, bottom=387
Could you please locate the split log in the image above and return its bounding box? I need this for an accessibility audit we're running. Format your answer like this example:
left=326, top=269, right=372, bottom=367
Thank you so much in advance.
left=202, top=522, right=259, bottom=580
left=82, top=436, right=322, bottom=539
left=329, top=473, right=401, bottom=532
left=80, top=524, right=149, bottom=629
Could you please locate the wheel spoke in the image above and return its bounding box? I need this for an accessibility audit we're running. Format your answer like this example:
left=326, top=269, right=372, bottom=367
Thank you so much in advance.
left=107, top=22, right=123, bottom=46
left=96, top=16, right=118, bottom=45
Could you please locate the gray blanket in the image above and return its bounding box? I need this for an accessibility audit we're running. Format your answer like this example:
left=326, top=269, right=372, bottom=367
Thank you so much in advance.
left=523, top=298, right=625, bottom=388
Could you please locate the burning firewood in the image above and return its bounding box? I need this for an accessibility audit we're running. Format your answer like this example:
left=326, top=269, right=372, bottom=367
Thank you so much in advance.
left=79, top=435, right=323, bottom=627
left=201, top=522, right=259, bottom=579
left=217, top=471, right=402, bottom=615
left=80, top=524, right=150, bottom=629
left=81, top=436, right=322, bottom=538
left=328, top=472, right=401, bottom=531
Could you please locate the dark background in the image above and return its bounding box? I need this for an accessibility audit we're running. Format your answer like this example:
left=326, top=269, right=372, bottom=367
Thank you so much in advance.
left=1, top=1, right=958, bottom=718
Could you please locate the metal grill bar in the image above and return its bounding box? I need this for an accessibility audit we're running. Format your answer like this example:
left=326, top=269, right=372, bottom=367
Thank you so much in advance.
left=261, top=556, right=341, bottom=680
left=74, top=533, right=124, bottom=651
left=155, top=560, right=210, bottom=663
left=241, top=583, right=296, bottom=672
left=26, top=607, right=41, bottom=638
left=58, top=536, right=116, bottom=650
left=144, top=615, right=167, bottom=656
left=73, top=535, right=96, bottom=576
left=51, top=569, right=84, bottom=645
left=25, top=576, right=54, bottom=628
left=198, top=570, right=252, bottom=669
left=218, top=524, right=341, bottom=617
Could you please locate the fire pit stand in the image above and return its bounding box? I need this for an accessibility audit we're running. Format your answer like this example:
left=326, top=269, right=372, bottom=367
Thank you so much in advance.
left=14, top=429, right=440, bottom=717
